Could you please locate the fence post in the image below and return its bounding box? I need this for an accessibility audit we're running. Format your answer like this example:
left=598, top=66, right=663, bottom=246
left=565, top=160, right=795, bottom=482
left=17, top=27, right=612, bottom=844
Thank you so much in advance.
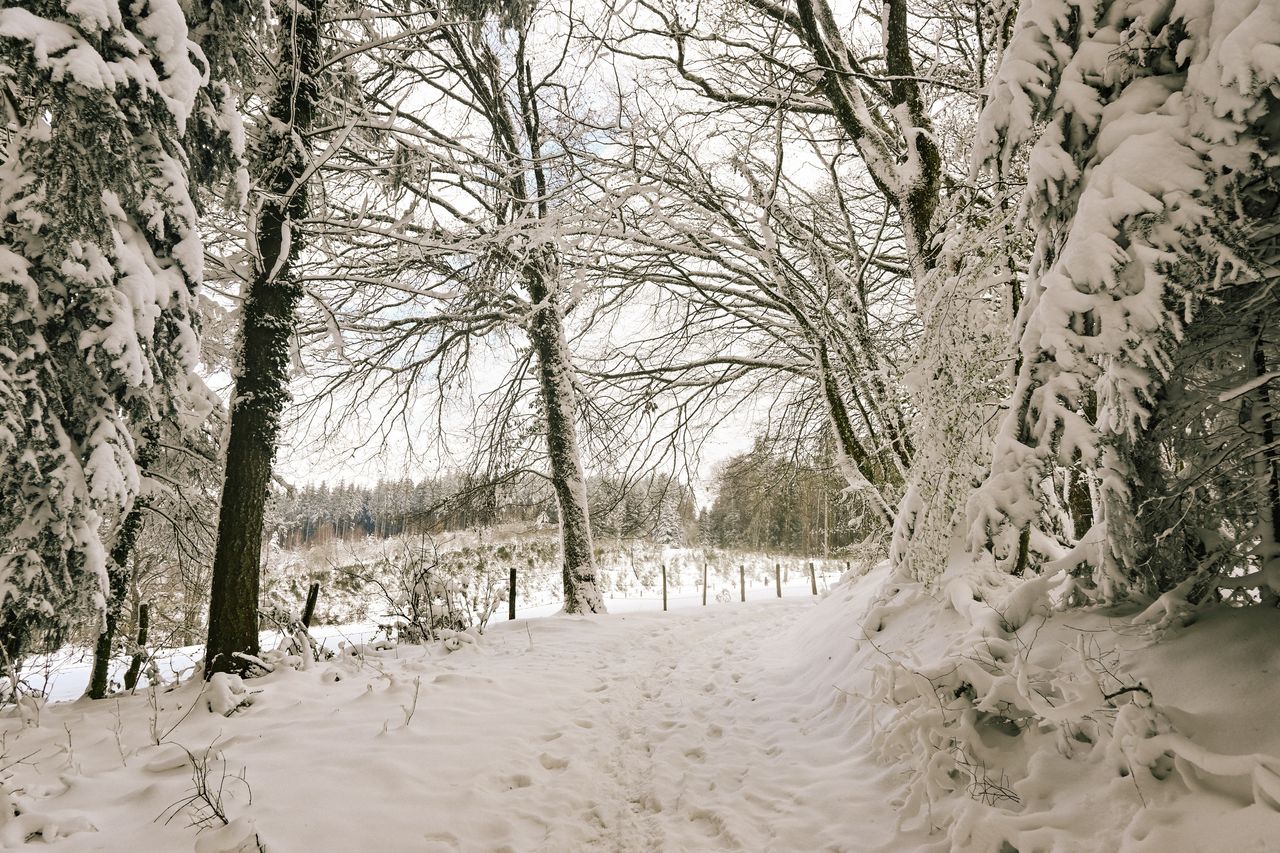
left=662, top=563, right=668, bottom=612
left=775, top=562, right=782, bottom=598
left=301, top=581, right=320, bottom=628
left=509, top=567, right=517, bottom=620
left=702, top=563, right=708, bottom=606
left=809, top=561, right=818, bottom=596
left=739, top=564, right=746, bottom=602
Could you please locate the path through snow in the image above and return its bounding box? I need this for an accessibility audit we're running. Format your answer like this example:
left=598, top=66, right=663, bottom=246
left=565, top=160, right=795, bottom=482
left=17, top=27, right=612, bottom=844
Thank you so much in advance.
left=2, top=598, right=918, bottom=852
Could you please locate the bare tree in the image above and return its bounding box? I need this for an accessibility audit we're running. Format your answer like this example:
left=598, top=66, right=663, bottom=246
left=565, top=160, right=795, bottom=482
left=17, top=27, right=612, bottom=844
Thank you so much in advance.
left=294, top=1, right=609, bottom=612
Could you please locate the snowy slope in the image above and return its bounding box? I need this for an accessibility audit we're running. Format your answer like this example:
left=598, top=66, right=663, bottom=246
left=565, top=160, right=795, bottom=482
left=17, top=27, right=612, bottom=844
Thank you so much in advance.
left=796, top=564, right=1280, bottom=853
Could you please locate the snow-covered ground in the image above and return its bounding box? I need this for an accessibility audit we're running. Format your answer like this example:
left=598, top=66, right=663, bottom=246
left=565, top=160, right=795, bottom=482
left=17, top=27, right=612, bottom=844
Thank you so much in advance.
left=3, top=564, right=1279, bottom=852
left=25, top=569, right=839, bottom=703
left=1, top=588, right=917, bottom=851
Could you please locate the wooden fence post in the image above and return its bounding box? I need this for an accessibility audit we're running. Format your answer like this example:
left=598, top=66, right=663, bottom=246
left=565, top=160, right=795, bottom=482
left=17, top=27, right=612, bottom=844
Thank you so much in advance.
left=739, top=564, right=746, bottom=602
left=662, top=563, right=668, bottom=612
left=809, top=562, right=818, bottom=596
left=702, top=563, right=708, bottom=606
left=301, top=581, right=320, bottom=628
left=509, top=567, right=517, bottom=620
left=775, top=562, right=782, bottom=597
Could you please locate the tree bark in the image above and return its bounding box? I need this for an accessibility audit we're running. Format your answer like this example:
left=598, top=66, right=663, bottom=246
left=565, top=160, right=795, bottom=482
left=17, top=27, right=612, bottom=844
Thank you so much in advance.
left=525, top=259, right=606, bottom=614
left=87, top=504, right=146, bottom=699
left=205, top=0, right=321, bottom=678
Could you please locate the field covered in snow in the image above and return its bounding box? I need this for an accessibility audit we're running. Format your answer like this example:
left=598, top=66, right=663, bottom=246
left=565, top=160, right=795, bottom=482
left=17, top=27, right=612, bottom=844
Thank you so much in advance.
left=3, top=563, right=1278, bottom=852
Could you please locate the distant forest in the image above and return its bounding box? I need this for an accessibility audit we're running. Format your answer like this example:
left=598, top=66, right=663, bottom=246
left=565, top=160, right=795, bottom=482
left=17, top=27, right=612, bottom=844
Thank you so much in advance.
left=273, top=441, right=864, bottom=556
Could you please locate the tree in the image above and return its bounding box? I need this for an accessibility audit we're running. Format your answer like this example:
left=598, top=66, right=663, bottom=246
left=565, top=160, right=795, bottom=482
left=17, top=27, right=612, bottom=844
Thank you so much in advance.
left=298, top=0, right=609, bottom=612
left=205, top=0, right=326, bottom=676
left=0, top=0, right=211, bottom=664
left=583, top=0, right=990, bottom=550
left=967, top=0, right=1280, bottom=599
left=581, top=106, right=916, bottom=529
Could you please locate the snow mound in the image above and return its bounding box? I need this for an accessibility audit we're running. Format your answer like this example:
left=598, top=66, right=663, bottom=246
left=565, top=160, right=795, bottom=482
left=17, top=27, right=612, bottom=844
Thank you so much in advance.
left=794, top=561, right=1280, bottom=851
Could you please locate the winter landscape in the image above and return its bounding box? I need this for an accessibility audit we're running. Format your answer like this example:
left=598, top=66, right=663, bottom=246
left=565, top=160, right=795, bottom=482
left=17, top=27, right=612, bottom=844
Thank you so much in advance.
left=2, top=0, right=1279, bottom=851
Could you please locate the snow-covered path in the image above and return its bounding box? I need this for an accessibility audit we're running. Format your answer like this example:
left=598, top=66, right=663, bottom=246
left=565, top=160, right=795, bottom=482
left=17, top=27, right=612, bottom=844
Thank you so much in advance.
left=3, top=598, right=917, bottom=852
left=510, top=602, right=903, bottom=852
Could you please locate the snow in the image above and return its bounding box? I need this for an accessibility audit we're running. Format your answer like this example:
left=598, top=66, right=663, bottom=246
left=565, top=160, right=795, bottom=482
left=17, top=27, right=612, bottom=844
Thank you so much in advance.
left=26, top=566, right=843, bottom=703
left=1, top=592, right=916, bottom=852
left=5, top=565, right=1278, bottom=851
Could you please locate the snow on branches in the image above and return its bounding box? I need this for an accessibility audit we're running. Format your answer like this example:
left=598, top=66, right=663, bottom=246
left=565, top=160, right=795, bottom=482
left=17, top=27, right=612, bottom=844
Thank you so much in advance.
left=0, top=0, right=211, bottom=656
left=967, top=0, right=1280, bottom=597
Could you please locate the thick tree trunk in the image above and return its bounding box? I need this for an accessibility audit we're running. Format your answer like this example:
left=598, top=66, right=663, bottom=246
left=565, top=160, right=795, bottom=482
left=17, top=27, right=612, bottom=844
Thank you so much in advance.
left=525, top=262, right=605, bottom=614
left=205, top=0, right=321, bottom=678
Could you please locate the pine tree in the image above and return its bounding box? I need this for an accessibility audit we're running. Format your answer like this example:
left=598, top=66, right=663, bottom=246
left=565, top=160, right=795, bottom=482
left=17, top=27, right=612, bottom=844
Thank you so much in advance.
left=0, top=0, right=211, bottom=662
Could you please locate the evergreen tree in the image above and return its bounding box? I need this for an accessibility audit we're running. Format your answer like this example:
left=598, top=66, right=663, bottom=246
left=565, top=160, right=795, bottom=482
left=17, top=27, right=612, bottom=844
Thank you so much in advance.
left=0, top=0, right=211, bottom=661
left=968, top=0, right=1280, bottom=599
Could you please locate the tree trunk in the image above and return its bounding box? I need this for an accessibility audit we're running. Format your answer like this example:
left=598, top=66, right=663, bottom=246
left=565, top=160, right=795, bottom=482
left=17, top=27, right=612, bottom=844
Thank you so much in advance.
left=525, top=260, right=605, bottom=614
left=1252, top=332, right=1280, bottom=599
left=87, top=504, right=146, bottom=699
left=816, top=344, right=895, bottom=527
left=205, top=0, right=321, bottom=678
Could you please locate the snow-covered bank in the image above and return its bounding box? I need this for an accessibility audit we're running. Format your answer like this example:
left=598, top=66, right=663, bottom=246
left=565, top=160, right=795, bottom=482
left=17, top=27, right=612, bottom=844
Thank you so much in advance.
left=798, top=563, right=1280, bottom=852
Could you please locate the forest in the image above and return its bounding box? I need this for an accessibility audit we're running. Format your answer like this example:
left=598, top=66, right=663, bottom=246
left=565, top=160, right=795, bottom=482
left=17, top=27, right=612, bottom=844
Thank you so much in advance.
left=1, top=0, right=1278, bottom=850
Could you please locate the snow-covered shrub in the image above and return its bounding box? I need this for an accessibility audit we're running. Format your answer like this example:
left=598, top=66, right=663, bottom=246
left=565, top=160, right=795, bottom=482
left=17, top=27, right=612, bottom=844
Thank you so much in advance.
left=342, top=541, right=508, bottom=642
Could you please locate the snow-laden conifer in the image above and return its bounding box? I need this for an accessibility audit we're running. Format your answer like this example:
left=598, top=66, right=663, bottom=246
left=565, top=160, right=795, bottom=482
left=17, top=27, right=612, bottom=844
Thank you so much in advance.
left=969, top=0, right=1280, bottom=598
left=0, top=0, right=210, bottom=658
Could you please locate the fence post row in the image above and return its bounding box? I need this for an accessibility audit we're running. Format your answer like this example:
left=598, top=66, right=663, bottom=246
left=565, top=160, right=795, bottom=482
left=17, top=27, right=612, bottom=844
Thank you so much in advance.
left=509, top=567, right=517, bottom=620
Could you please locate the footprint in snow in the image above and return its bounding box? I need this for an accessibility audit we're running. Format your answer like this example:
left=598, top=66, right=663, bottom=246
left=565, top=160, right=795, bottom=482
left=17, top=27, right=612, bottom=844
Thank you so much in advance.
left=433, top=673, right=493, bottom=686
left=538, top=753, right=569, bottom=771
